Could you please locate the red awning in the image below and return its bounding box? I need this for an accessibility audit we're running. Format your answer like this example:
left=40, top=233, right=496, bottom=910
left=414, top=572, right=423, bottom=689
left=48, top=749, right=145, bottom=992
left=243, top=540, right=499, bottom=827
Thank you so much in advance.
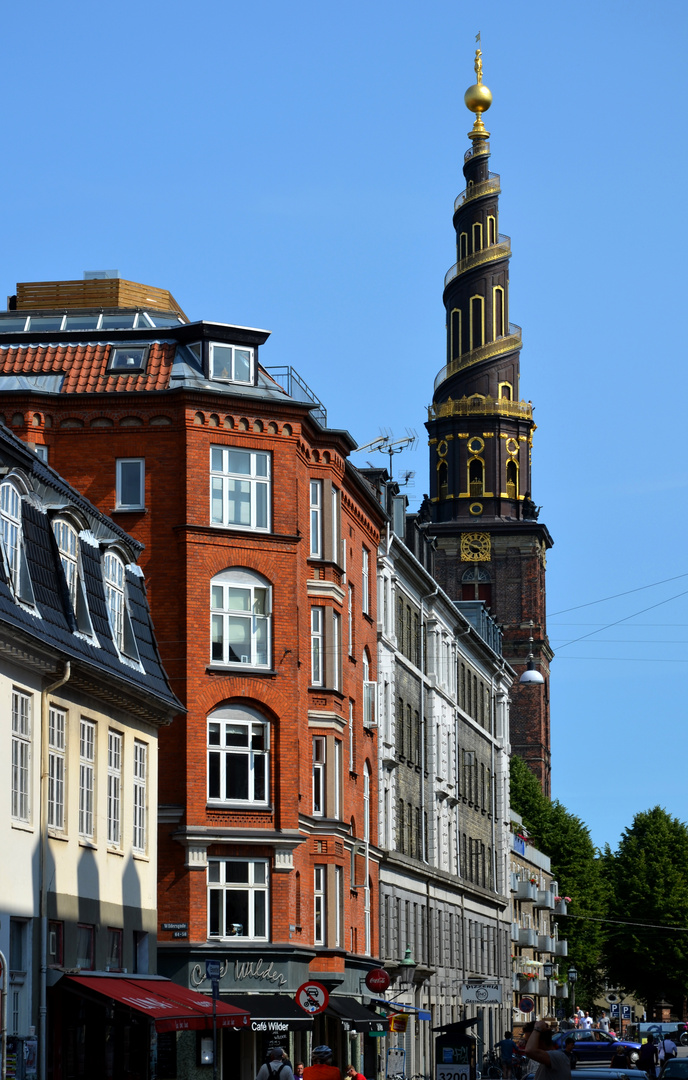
left=66, top=975, right=250, bottom=1033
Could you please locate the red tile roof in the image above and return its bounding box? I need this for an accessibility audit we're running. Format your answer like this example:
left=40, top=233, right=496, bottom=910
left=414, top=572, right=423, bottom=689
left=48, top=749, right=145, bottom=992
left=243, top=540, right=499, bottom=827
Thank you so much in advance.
left=0, top=342, right=175, bottom=393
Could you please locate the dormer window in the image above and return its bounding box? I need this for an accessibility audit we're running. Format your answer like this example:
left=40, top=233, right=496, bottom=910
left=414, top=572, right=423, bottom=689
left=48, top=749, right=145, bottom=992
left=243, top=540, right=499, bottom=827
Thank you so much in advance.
left=108, top=347, right=148, bottom=373
left=0, top=480, right=34, bottom=605
left=102, top=550, right=140, bottom=661
left=53, top=519, right=78, bottom=608
left=210, top=343, right=253, bottom=384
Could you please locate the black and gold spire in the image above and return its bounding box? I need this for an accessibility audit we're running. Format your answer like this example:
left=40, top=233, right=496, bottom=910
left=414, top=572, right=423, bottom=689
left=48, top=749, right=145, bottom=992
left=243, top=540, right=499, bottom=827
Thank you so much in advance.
left=426, top=48, right=554, bottom=794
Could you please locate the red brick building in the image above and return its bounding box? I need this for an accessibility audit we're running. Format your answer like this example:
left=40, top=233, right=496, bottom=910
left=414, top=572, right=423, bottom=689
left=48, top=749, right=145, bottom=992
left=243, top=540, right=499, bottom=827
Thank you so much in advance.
left=0, top=277, right=388, bottom=1078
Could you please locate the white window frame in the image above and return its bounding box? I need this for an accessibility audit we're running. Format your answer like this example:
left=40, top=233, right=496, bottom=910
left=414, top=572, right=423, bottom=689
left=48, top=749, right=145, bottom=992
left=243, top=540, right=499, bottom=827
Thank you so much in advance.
left=103, top=552, right=125, bottom=651
left=312, top=736, right=326, bottom=817
left=363, top=651, right=377, bottom=728
left=48, top=707, right=66, bottom=831
left=207, top=858, right=268, bottom=940
left=107, top=730, right=122, bottom=847
left=133, top=740, right=147, bottom=852
left=332, top=611, right=341, bottom=691
left=211, top=569, right=271, bottom=669
left=334, top=865, right=343, bottom=948
left=11, top=690, right=31, bottom=822
left=331, top=486, right=339, bottom=559
left=348, top=585, right=353, bottom=655
left=314, top=866, right=326, bottom=945
left=334, top=739, right=342, bottom=820
left=116, top=459, right=145, bottom=510
left=310, top=480, right=322, bottom=557
left=210, top=446, right=270, bottom=532
left=348, top=699, right=354, bottom=772
left=207, top=709, right=269, bottom=806
left=53, top=519, right=79, bottom=609
left=311, top=607, right=324, bottom=686
left=0, top=482, right=21, bottom=593
left=361, top=546, right=370, bottom=615
left=79, top=719, right=95, bottom=840
left=209, top=342, right=254, bottom=384
left=363, top=761, right=371, bottom=843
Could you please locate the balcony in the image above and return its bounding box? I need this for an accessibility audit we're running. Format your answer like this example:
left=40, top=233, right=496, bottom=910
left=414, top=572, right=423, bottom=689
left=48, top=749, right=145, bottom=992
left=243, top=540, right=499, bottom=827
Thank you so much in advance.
left=537, top=934, right=554, bottom=953
left=433, top=325, right=522, bottom=390
left=464, top=142, right=490, bottom=162
left=556, top=983, right=569, bottom=998
left=536, top=890, right=556, bottom=911
left=511, top=921, right=520, bottom=942
left=555, top=899, right=568, bottom=915
left=454, top=172, right=501, bottom=211
left=428, top=394, right=533, bottom=423
left=515, top=880, right=537, bottom=902
left=511, top=973, right=521, bottom=991
left=444, top=235, right=511, bottom=288
left=518, top=927, right=537, bottom=948
left=555, top=939, right=568, bottom=957
left=535, top=979, right=555, bottom=997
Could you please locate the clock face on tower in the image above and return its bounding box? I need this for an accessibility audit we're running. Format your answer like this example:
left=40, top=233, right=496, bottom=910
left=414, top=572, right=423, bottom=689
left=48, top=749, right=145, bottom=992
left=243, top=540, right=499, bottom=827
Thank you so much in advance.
left=460, top=532, right=491, bottom=562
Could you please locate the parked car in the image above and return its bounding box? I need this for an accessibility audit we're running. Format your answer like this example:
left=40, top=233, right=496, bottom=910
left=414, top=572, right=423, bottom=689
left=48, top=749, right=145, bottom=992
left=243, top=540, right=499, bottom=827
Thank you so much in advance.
left=662, top=1062, right=688, bottom=1080
left=523, top=1071, right=646, bottom=1080
left=551, top=1030, right=641, bottom=1064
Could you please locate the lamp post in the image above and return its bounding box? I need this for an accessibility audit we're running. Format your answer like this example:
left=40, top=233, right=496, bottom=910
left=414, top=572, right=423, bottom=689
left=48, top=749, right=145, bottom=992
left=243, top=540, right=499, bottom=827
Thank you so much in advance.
left=568, top=966, right=578, bottom=1022
left=543, top=962, right=554, bottom=1011
left=398, top=946, right=417, bottom=987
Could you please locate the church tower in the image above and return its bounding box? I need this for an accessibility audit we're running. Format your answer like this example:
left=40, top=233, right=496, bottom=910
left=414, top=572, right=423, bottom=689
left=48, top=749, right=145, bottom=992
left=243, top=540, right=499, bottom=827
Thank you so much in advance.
left=425, top=49, right=554, bottom=794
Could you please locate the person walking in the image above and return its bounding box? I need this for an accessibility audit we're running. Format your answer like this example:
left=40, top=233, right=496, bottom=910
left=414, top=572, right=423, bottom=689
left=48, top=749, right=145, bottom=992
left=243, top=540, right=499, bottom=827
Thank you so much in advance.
left=524, top=1020, right=571, bottom=1080
left=580, top=1012, right=592, bottom=1032
left=304, top=1047, right=342, bottom=1080
left=610, top=1045, right=631, bottom=1069
left=638, top=1035, right=659, bottom=1078
left=659, top=1036, right=677, bottom=1073
left=562, top=1037, right=577, bottom=1071
left=345, top=1066, right=365, bottom=1080
left=497, top=1031, right=519, bottom=1079
left=257, top=1049, right=295, bottom=1080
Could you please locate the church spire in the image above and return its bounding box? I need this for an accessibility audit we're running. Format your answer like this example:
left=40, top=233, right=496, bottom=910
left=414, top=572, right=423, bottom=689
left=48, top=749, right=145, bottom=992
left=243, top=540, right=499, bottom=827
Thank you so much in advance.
left=425, top=45, right=554, bottom=794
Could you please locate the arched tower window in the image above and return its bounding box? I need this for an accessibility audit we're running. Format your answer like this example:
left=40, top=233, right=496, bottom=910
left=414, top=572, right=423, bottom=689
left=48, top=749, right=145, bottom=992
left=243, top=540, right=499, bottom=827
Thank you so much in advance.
left=472, top=222, right=483, bottom=253
left=487, top=215, right=496, bottom=245
left=468, top=458, right=484, bottom=496
left=506, top=459, right=519, bottom=500
left=451, top=309, right=462, bottom=360
left=498, top=382, right=513, bottom=400
left=438, top=460, right=448, bottom=500
left=459, top=233, right=468, bottom=261
left=493, top=286, right=505, bottom=340
left=469, top=295, right=484, bottom=351
left=461, top=565, right=492, bottom=606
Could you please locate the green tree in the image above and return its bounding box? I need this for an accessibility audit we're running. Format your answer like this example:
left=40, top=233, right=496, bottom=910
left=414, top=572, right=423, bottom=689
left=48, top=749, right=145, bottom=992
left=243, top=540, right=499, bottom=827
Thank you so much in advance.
left=603, top=806, right=688, bottom=1012
left=510, top=756, right=607, bottom=1007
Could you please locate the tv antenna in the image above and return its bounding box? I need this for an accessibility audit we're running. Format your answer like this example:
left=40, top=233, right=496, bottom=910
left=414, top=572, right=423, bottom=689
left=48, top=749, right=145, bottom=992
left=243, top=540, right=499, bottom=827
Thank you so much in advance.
left=354, top=429, right=417, bottom=480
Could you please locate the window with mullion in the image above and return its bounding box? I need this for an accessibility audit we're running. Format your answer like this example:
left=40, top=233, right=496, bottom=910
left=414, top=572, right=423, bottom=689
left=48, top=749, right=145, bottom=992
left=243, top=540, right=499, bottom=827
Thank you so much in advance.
left=107, top=730, right=122, bottom=846
left=208, top=718, right=268, bottom=804
left=79, top=719, right=95, bottom=839
left=207, top=859, right=268, bottom=939
left=310, top=480, right=322, bottom=557
left=314, top=866, right=326, bottom=945
left=11, top=690, right=31, bottom=822
left=48, top=707, right=66, bottom=831
left=310, top=607, right=324, bottom=685
left=133, top=740, right=147, bottom=852
left=210, top=447, right=270, bottom=531
left=211, top=578, right=270, bottom=668
left=53, top=519, right=78, bottom=609
left=0, top=482, right=21, bottom=592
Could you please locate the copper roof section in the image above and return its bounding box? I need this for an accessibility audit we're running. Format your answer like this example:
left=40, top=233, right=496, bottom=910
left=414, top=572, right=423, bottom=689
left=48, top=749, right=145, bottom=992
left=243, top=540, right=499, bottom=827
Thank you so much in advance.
left=0, top=343, right=175, bottom=393
left=15, top=278, right=188, bottom=320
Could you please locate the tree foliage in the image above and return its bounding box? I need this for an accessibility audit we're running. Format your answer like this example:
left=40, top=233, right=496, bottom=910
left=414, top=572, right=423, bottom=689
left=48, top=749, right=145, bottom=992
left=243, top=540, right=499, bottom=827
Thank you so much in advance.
left=510, top=755, right=607, bottom=1006
left=603, top=806, right=688, bottom=1010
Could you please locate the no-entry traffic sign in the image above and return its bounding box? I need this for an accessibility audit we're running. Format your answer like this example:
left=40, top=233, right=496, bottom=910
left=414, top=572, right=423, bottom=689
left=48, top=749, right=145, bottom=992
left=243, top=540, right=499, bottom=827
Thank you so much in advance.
left=296, top=981, right=329, bottom=1015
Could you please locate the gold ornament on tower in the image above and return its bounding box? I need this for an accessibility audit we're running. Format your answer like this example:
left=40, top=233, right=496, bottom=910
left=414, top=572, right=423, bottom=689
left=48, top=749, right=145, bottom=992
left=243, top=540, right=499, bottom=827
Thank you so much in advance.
left=464, top=43, right=492, bottom=142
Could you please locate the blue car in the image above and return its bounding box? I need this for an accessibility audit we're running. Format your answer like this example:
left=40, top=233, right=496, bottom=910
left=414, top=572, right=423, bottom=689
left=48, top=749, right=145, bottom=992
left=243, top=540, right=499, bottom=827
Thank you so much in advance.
left=551, top=1030, right=641, bottom=1064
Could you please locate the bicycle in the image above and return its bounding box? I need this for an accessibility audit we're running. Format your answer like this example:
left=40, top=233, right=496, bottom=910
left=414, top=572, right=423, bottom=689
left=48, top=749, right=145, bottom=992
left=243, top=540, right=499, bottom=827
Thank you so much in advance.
left=481, top=1051, right=503, bottom=1080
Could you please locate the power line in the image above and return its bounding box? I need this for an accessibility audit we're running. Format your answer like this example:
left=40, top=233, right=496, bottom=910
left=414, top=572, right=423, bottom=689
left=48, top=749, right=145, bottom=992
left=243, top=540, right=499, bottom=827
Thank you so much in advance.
left=547, top=572, right=688, bottom=618
left=559, top=912, right=688, bottom=933
left=556, top=588, right=688, bottom=650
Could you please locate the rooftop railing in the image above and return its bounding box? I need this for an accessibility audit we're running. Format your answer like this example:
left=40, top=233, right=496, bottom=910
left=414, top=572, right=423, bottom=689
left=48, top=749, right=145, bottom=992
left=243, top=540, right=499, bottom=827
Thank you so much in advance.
left=444, top=234, right=511, bottom=288
left=464, top=142, right=490, bottom=162
left=454, top=172, right=501, bottom=212
left=433, top=324, right=522, bottom=390
left=265, top=365, right=327, bottom=425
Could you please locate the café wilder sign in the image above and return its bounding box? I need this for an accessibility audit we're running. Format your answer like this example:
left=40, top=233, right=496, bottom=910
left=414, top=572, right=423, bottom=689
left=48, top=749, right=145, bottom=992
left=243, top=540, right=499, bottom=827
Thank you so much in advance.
left=235, top=958, right=287, bottom=987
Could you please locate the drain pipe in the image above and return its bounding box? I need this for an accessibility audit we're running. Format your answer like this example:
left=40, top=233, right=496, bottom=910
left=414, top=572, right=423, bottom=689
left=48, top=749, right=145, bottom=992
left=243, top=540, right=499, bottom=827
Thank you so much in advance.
left=39, top=662, right=71, bottom=1080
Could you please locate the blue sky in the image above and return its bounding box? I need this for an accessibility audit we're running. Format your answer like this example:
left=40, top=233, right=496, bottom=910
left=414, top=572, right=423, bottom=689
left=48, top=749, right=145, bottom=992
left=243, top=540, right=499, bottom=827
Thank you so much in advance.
left=3, top=0, right=687, bottom=850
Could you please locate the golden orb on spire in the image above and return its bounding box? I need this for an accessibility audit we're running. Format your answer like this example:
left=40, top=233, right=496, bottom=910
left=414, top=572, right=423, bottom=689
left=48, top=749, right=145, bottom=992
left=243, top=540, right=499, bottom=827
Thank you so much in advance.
left=464, top=46, right=492, bottom=141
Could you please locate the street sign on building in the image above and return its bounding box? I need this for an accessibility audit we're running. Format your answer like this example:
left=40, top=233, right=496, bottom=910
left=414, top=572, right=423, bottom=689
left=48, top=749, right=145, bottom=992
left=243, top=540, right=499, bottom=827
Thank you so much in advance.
left=519, top=997, right=535, bottom=1014
left=461, top=983, right=502, bottom=1004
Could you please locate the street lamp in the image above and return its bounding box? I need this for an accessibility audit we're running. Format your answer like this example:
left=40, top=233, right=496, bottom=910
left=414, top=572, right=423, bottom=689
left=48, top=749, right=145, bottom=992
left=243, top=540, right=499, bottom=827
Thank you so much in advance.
left=398, top=946, right=417, bottom=987
left=519, top=622, right=545, bottom=685
left=568, top=966, right=578, bottom=1020
left=543, top=962, right=554, bottom=979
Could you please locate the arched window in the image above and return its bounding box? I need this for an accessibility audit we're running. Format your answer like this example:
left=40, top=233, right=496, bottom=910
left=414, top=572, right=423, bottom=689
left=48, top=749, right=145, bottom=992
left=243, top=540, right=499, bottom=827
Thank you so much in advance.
left=207, top=704, right=269, bottom=804
left=469, top=295, right=484, bottom=351
left=211, top=568, right=271, bottom=668
left=487, top=215, right=496, bottom=245
left=363, top=761, right=371, bottom=842
left=472, top=222, right=483, bottom=253
left=506, top=459, right=519, bottom=499
left=461, top=566, right=492, bottom=606
left=0, top=481, right=22, bottom=593
left=53, top=518, right=79, bottom=609
left=469, top=458, right=484, bottom=496
left=451, top=308, right=462, bottom=360
left=499, top=381, right=513, bottom=400
left=438, top=460, right=448, bottom=500
left=493, top=285, right=505, bottom=339
left=103, top=551, right=125, bottom=649
left=459, top=232, right=468, bottom=261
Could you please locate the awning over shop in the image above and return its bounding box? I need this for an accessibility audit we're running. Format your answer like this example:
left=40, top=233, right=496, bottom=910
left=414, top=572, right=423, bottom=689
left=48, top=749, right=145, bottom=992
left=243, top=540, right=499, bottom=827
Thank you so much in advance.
left=325, top=996, right=390, bottom=1033
left=65, top=974, right=250, bottom=1033
left=223, top=994, right=314, bottom=1032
